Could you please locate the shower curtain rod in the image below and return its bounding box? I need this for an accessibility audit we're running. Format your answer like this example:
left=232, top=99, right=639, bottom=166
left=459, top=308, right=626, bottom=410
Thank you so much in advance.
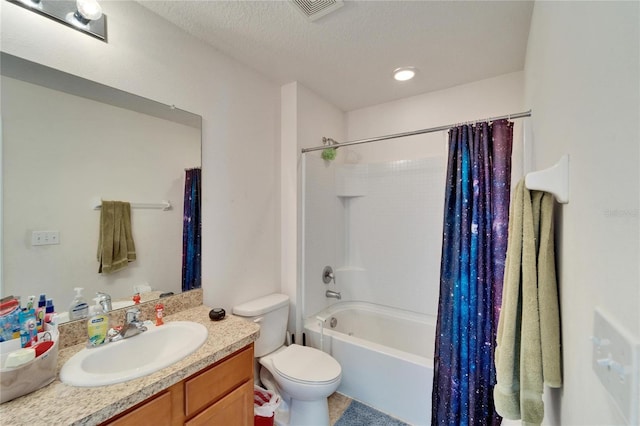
left=301, top=109, right=531, bottom=153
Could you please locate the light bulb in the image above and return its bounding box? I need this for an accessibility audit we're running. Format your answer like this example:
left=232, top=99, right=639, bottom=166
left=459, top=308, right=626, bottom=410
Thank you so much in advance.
left=74, top=0, right=102, bottom=25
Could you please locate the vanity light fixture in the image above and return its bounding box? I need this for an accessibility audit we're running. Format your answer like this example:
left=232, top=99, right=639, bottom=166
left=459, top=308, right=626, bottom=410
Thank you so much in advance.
left=6, top=0, right=107, bottom=42
left=393, top=67, right=417, bottom=82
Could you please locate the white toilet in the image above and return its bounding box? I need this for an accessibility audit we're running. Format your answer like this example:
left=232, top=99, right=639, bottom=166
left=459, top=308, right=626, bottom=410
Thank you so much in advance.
left=233, top=293, right=341, bottom=426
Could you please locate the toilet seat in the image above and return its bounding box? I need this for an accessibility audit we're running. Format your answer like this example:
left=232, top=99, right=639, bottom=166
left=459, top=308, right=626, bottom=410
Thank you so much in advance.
left=272, top=345, right=341, bottom=385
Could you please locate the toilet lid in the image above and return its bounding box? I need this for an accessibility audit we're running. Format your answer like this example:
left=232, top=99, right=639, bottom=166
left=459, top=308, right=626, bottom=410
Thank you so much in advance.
left=272, top=345, right=341, bottom=384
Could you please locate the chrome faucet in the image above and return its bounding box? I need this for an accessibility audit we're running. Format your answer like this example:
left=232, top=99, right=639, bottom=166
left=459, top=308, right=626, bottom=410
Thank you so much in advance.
left=325, top=290, right=342, bottom=300
left=96, top=292, right=112, bottom=312
left=119, top=307, right=147, bottom=339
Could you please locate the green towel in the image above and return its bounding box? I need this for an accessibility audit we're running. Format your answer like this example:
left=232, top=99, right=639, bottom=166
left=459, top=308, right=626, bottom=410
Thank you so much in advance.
left=494, top=180, right=562, bottom=425
left=98, top=201, right=136, bottom=274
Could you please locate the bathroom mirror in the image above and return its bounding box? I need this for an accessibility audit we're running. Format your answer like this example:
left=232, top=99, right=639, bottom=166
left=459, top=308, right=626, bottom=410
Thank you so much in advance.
left=1, top=53, right=202, bottom=322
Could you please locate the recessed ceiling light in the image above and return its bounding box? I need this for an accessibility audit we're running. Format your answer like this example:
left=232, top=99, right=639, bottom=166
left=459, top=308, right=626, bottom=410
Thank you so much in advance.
left=393, top=67, right=417, bottom=82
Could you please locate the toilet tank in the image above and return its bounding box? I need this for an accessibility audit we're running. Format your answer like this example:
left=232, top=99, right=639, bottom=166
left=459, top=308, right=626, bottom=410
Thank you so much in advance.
left=233, top=293, right=289, bottom=357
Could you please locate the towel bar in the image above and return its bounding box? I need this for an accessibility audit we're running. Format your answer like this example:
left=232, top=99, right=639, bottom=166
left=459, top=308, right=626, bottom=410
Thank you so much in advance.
left=92, top=200, right=172, bottom=211
left=524, top=155, right=569, bottom=204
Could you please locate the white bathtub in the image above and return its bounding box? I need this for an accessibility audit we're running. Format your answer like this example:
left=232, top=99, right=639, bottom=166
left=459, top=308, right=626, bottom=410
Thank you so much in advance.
left=304, top=301, right=434, bottom=425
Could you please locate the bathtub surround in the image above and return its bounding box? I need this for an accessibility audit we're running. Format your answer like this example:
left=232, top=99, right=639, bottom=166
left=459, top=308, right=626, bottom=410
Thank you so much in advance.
left=494, top=182, right=561, bottom=424
left=304, top=156, right=446, bottom=317
left=432, top=120, right=513, bottom=424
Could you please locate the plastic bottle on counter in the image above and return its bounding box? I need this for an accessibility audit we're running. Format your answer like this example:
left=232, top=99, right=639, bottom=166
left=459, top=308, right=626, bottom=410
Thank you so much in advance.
left=87, top=299, right=109, bottom=347
left=35, top=293, right=47, bottom=332
left=69, top=288, right=89, bottom=320
left=155, top=303, right=164, bottom=326
left=44, top=299, right=56, bottom=323
left=19, top=309, right=38, bottom=348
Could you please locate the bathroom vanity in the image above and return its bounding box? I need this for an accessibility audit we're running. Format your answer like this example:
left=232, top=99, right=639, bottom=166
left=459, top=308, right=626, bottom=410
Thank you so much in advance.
left=0, top=305, right=259, bottom=425
left=104, top=344, right=253, bottom=425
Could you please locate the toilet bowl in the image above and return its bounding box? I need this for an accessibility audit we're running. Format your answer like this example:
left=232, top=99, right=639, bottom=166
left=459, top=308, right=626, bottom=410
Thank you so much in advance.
left=233, top=294, right=342, bottom=426
left=259, top=344, right=341, bottom=425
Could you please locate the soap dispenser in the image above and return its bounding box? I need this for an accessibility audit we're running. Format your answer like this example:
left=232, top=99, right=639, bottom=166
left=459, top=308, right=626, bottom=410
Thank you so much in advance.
left=87, top=298, right=109, bottom=347
left=69, top=287, right=89, bottom=320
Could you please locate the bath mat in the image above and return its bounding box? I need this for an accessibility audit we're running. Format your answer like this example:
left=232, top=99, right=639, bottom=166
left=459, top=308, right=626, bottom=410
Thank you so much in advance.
left=334, top=400, right=409, bottom=426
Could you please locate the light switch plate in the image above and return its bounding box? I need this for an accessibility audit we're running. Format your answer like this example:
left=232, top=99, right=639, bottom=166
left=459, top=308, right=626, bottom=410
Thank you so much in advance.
left=592, top=307, right=639, bottom=424
left=31, top=230, right=60, bottom=246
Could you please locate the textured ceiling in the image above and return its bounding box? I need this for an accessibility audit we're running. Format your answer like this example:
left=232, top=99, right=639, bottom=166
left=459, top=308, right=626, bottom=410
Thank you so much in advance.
left=137, top=1, right=534, bottom=111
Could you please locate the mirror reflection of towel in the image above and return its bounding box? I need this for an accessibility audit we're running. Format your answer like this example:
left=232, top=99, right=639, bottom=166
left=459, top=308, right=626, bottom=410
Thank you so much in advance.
left=97, top=201, right=136, bottom=274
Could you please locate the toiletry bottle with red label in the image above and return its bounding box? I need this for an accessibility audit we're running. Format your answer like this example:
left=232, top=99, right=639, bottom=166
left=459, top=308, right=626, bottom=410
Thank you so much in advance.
left=155, top=303, right=164, bottom=326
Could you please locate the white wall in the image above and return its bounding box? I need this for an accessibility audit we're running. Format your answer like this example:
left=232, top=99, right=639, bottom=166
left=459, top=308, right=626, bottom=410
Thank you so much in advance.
left=347, top=72, right=525, bottom=186
left=280, top=82, right=346, bottom=335
left=2, top=76, right=199, bottom=308
left=524, top=2, right=640, bottom=425
left=281, top=82, right=298, bottom=334
left=1, top=1, right=281, bottom=312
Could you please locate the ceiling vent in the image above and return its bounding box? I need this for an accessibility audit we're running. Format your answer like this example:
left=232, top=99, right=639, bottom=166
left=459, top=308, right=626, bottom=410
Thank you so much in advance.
left=290, top=0, right=344, bottom=22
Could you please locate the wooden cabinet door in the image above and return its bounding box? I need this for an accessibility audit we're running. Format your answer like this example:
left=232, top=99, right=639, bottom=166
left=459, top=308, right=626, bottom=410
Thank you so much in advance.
left=106, top=391, right=172, bottom=426
left=184, top=345, right=253, bottom=417
left=185, top=380, right=253, bottom=426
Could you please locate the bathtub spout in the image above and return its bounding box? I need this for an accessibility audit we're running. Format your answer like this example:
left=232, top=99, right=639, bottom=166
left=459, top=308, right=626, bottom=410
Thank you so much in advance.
left=325, top=290, right=341, bottom=300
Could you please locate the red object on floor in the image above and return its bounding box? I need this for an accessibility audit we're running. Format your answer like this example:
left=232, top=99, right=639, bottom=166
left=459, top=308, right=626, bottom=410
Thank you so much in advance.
left=254, top=414, right=274, bottom=426
left=254, top=388, right=275, bottom=426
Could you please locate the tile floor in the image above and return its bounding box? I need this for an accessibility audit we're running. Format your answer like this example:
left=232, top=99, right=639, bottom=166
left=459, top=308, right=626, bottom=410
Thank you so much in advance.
left=328, top=392, right=353, bottom=425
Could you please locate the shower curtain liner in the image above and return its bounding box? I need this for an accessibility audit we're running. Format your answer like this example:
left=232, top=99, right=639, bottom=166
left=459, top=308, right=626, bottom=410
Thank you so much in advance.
left=432, top=120, right=513, bottom=425
left=182, top=167, right=201, bottom=292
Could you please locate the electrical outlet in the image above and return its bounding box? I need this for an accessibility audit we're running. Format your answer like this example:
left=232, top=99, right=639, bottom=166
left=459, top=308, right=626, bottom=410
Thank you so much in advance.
left=31, top=231, right=60, bottom=246
left=592, top=308, right=639, bottom=424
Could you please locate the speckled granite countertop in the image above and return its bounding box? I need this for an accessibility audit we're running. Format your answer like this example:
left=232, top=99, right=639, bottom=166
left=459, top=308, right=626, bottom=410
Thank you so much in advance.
left=0, top=305, right=260, bottom=425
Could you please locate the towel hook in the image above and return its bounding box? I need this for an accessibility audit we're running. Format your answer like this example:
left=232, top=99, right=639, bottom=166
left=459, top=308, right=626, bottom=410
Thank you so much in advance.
left=525, top=155, right=570, bottom=204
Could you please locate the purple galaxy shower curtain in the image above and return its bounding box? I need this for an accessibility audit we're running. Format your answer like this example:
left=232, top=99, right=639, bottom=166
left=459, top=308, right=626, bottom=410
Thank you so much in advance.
left=431, top=120, right=513, bottom=425
left=182, top=167, right=201, bottom=292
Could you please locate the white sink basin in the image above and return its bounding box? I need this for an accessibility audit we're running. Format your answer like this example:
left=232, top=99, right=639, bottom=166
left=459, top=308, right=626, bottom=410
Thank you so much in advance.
left=60, top=321, right=208, bottom=387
